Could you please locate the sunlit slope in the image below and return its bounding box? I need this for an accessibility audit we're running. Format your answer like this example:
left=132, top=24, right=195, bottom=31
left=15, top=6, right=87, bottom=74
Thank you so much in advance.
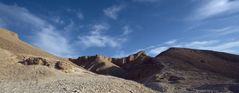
left=0, top=28, right=56, bottom=58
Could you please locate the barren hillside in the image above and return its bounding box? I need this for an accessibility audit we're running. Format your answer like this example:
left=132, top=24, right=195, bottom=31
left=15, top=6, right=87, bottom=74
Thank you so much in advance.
left=0, top=28, right=156, bottom=93
left=1, top=28, right=239, bottom=93
left=70, top=47, right=239, bottom=93
left=0, top=28, right=57, bottom=58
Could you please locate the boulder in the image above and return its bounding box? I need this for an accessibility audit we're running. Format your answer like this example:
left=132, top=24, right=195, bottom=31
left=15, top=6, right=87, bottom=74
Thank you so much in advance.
left=55, top=61, right=72, bottom=70
left=20, top=57, right=50, bottom=66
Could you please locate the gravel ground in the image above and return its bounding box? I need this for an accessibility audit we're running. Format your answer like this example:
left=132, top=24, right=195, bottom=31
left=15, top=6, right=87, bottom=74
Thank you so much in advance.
left=0, top=73, right=156, bottom=93
left=0, top=48, right=156, bottom=93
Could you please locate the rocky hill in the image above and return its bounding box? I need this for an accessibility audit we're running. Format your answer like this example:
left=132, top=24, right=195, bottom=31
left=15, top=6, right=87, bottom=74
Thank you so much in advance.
left=70, top=47, right=239, bottom=93
left=157, top=47, right=239, bottom=79
left=70, top=51, right=163, bottom=81
left=0, top=28, right=155, bottom=93
left=1, top=28, right=239, bottom=93
left=152, top=48, right=239, bottom=92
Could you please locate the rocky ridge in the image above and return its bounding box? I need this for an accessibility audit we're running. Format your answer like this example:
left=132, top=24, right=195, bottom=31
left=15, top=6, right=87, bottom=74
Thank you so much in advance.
left=70, top=51, right=164, bottom=81
left=70, top=47, right=239, bottom=93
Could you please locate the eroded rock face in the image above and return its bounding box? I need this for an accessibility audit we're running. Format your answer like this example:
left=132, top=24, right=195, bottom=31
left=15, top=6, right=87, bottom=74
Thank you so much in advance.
left=69, top=55, right=126, bottom=77
left=112, top=51, right=148, bottom=67
left=20, top=57, right=72, bottom=72
left=69, top=48, right=239, bottom=92
left=55, top=61, right=72, bottom=70
left=70, top=51, right=164, bottom=80
left=20, top=57, right=50, bottom=66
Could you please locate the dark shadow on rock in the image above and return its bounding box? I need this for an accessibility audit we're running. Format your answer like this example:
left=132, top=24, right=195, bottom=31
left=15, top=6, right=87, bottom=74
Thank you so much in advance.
left=228, top=84, right=239, bottom=93
left=18, top=57, right=50, bottom=67
left=99, top=66, right=126, bottom=77
left=194, top=84, right=239, bottom=93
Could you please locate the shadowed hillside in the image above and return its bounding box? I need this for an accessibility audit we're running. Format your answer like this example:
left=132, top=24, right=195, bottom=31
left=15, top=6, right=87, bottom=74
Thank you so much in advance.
left=70, top=47, right=239, bottom=93
left=157, top=47, right=239, bottom=78
left=70, top=51, right=164, bottom=81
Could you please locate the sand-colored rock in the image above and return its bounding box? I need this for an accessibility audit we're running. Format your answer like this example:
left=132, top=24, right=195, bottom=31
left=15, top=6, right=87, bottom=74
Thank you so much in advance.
left=0, top=28, right=156, bottom=93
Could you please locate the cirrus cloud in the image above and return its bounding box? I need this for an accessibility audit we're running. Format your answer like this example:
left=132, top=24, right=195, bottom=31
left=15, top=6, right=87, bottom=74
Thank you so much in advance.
left=103, top=5, right=125, bottom=20
left=78, top=24, right=127, bottom=48
left=191, top=0, right=239, bottom=20
left=146, top=40, right=239, bottom=56
left=0, top=3, right=75, bottom=57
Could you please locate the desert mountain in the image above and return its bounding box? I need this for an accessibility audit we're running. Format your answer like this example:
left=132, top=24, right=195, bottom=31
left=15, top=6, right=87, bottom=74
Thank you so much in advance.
left=70, top=47, right=239, bottom=93
left=70, top=51, right=163, bottom=81
left=157, top=47, right=239, bottom=79
left=1, top=28, right=239, bottom=93
left=0, top=28, right=155, bottom=93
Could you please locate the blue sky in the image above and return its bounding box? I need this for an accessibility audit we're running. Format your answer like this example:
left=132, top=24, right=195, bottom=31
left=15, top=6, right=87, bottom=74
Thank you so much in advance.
left=0, top=0, right=239, bottom=57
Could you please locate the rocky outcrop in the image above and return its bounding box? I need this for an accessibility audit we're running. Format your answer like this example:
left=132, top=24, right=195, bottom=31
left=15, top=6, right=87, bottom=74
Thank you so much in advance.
left=55, top=61, right=72, bottom=70
left=112, top=51, right=147, bottom=67
left=20, top=57, right=50, bottom=66
left=72, top=51, right=148, bottom=67
left=70, top=51, right=164, bottom=80
left=20, top=57, right=73, bottom=72
left=70, top=54, right=125, bottom=76
left=70, top=47, right=239, bottom=92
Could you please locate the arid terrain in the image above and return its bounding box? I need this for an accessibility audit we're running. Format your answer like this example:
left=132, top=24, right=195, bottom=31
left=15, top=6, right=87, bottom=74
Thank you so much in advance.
left=0, top=28, right=155, bottom=93
left=0, top=28, right=239, bottom=93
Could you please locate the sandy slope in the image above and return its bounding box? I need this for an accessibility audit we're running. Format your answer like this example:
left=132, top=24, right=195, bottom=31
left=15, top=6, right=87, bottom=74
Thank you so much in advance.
left=0, top=28, right=156, bottom=93
left=0, top=28, right=57, bottom=58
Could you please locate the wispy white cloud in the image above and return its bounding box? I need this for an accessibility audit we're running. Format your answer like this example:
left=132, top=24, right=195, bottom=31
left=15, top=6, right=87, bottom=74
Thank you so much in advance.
left=122, top=25, right=132, bottom=36
left=103, top=5, right=124, bottom=20
left=204, top=26, right=239, bottom=36
left=148, top=47, right=168, bottom=56
left=164, top=39, right=177, bottom=45
left=51, top=16, right=64, bottom=24
left=0, top=3, right=45, bottom=28
left=191, top=0, right=239, bottom=20
left=0, top=3, right=75, bottom=57
left=33, top=26, right=74, bottom=57
left=0, top=3, right=131, bottom=57
left=89, top=24, right=109, bottom=35
left=78, top=24, right=127, bottom=48
left=146, top=40, right=239, bottom=56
